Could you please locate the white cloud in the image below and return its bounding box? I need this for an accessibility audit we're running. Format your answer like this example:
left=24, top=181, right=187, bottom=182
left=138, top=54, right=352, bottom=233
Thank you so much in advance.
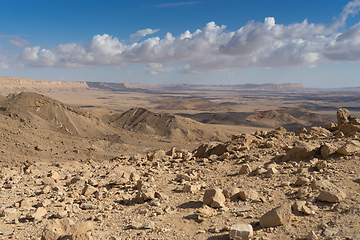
left=9, top=38, right=30, bottom=47
left=4, top=0, right=360, bottom=73
left=130, top=28, right=160, bottom=41
left=145, top=62, right=174, bottom=75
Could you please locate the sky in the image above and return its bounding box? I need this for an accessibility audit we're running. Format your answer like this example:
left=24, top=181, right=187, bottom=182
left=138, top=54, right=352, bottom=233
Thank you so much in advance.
left=1, top=0, right=360, bottom=88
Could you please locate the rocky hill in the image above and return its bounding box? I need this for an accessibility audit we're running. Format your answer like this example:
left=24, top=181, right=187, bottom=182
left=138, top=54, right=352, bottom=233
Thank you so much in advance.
left=107, top=107, right=229, bottom=142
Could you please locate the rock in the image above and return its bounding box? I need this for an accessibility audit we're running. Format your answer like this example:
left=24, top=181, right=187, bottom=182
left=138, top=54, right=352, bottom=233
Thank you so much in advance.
left=321, top=143, right=338, bottom=159
left=265, top=167, right=278, bottom=177
left=293, top=200, right=312, bottom=215
left=334, top=200, right=352, bottom=213
left=238, top=189, right=259, bottom=202
left=223, top=187, right=240, bottom=199
left=259, top=203, right=292, bottom=228
left=41, top=218, right=93, bottom=240
left=141, top=188, right=156, bottom=201
left=311, top=179, right=333, bottom=190
left=337, top=108, right=351, bottom=125
left=203, top=188, right=226, bottom=208
left=239, top=164, right=251, bottom=174
left=315, top=160, right=328, bottom=171
left=229, top=223, right=253, bottom=240
left=295, top=177, right=310, bottom=186
left=27, top=207, right=47, bottom=221
left=337, top=142, right=359, bottom=156
left=182, top=184, right=201, bottom=193
left=306, top=230, right=319, bottom=240
left=339, top=123, right=360, bottom=135
left=82, top=184, right=98, bottom=196
left=283, top=142, right=318, bottom=162
left=196, top=205, right=216, bottom=221
left=80, top=203, right=98, bottom=210
left=318, top=186, right=346, bottom=203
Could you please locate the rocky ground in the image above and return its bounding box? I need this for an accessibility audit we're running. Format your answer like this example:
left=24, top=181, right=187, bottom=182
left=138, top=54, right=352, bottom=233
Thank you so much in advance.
left=0, top=108, right=359, bottom=240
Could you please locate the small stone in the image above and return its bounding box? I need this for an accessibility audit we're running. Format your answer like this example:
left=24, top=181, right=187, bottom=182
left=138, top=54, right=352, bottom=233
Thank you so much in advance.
left=239, top=164, right=251, bottom=174
left=182, top=184, right=201, bottom=193
left=306, top=230, right=318, bottom=240
left=80, top=203, right=98, bottom=210
left=229, top=223, right=253, bottom=240
left=260, top=203, right=292, bottom=228
left=295, top=177, right=310, bottom=186
left=82, top=184, right=98, bottom=196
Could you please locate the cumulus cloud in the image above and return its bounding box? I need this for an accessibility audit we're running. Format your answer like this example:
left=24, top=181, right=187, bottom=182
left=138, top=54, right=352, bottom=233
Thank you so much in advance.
left=5, top=0, right=360, bottom=73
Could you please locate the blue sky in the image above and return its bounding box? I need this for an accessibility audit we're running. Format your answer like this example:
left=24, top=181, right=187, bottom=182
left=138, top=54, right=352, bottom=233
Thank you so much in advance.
left=1, top=0, right=360, bottom=88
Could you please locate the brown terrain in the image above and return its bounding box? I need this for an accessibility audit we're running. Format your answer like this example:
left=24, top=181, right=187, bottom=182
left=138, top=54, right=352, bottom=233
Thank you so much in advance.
left=0, top=76, right=359, bottom=240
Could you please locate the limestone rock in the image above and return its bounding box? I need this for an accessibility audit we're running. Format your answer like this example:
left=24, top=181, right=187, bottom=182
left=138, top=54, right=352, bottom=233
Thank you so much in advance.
left=238, top=189, right=259, bottom=202
left=260, top=203, right=292, bottom=228
left=203, top=188, right=226, bottom=208
left=229, top=223, right=253, bottom=240
left=321, top=143, right=338, bottom=159
left=318, top=186, right=346, bottom=203
left=82, top=184, right=98, bottom=196
left=283, top=143, right=318, bottom=162
left=337, top=142, right=359, bottom=156
left=337, top=108, right=351, bottom=125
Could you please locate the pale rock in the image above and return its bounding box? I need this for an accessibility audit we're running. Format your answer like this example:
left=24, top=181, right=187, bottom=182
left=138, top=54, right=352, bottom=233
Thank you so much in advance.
left=282, top=143, right=317, bottom=162
left=82, top=184, right=98, bottom=196
left=260, top=203, right=292, bottom=228
left=311, top=180, right=333, bottom=190
left=27, top=207, right=47, bottom=221
left=293, top=200, right=312, bottom=215
left=203, top=188, right=226, bottom=208
left=337, top=142, right=359, bottom=156
left=80, top=203, right=98, bottom=210
left=238, top=189, right=259, bottom=202
left=337, top=108, right=351, bottom=125
left=141, top=188, right=156, bottom=201
left=182, top=183, right=201, bottom=193
left=229, top=223, right=253, bottom=240
left=295, top=177, right=310, bottom=186
left=318, top=186, right=346, bottom=203
left=196, top=205, right=216, bottom=221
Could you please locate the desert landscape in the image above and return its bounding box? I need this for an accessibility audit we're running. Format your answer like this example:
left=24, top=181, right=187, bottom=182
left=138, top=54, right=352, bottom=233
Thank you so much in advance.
left=0, top=76, right=359, bottom=240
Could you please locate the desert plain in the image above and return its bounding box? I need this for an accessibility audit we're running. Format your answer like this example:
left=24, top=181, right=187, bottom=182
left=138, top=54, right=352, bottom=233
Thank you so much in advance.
left=0, top=76, right=359, bottom=240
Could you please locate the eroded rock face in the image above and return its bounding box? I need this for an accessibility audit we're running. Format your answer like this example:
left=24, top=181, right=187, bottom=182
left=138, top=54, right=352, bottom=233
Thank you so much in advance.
left=229, top=223, right=253, bottom=240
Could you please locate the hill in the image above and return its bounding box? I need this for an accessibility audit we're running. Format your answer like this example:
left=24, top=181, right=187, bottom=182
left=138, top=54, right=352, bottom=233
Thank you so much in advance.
left=107, top=107, right=230, bottom=142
